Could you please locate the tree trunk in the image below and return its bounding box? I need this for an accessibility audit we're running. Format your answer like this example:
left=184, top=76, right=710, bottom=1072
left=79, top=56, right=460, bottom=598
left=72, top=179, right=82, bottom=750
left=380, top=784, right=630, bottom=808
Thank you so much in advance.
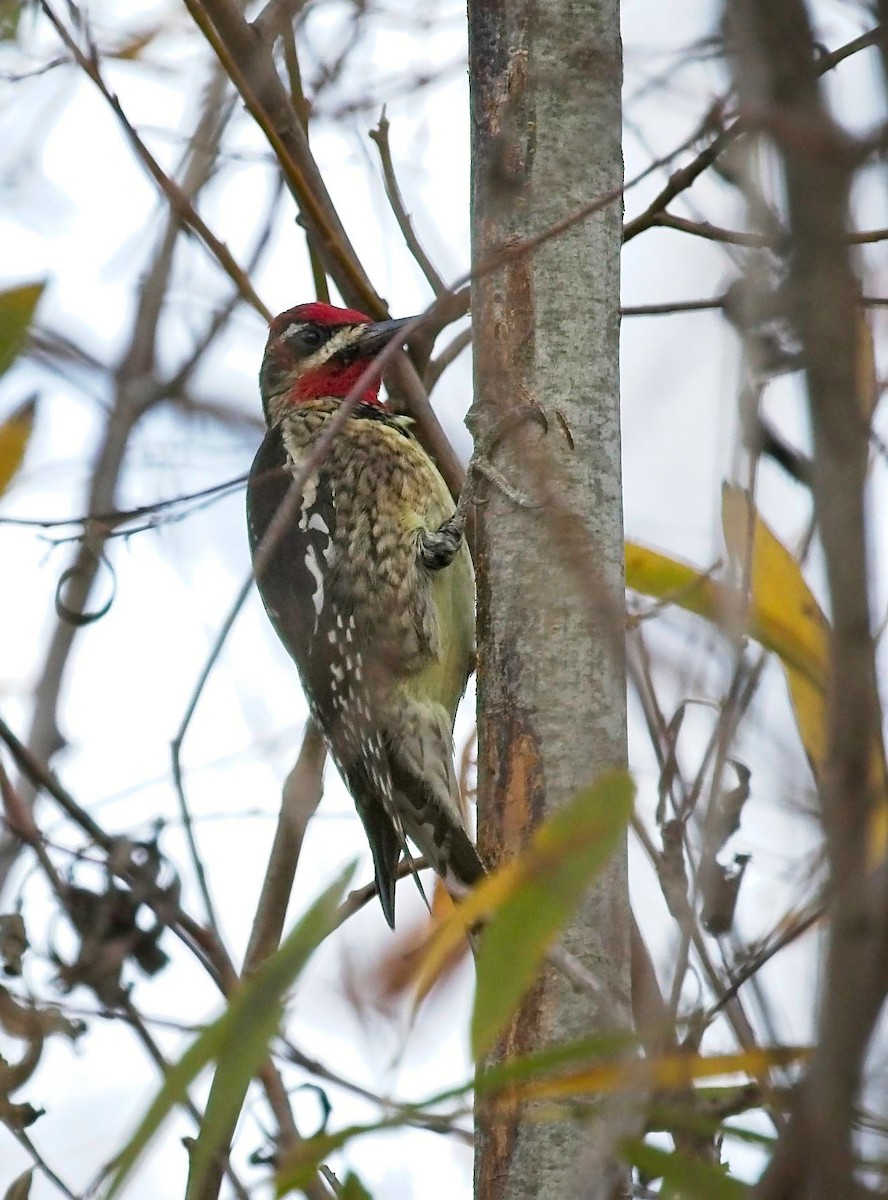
left=468, top=1, right=629, bottom=1198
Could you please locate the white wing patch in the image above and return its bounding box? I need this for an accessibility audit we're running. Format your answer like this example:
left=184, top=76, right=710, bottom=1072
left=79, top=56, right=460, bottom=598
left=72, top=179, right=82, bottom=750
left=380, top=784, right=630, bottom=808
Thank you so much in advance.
left=296, top=471, right=334, bottom=633
left=304, top=545, right=324, bottom=622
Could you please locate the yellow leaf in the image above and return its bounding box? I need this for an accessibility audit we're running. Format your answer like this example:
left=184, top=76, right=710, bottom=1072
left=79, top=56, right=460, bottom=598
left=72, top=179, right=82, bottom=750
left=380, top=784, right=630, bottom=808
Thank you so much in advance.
left=627, top=494, right=829, bottom=770
left=0, top=282, right=44, bottom=377
left=721, top=485, right=828, bottom=778
left=721, top=485, right=827, bottom=692
left=628, top=490, right=888, bottom=867
left=370, top=878, right=468, bottom=1010
left=625, top=543, right=725, bottom=627
left=412, top=855, right=524, bottom=997
left=412, top=771, right=633, bottom=1017
left=505, top=1045, right=808, bottom=1103
left=0, top=397, right=35, bottom=498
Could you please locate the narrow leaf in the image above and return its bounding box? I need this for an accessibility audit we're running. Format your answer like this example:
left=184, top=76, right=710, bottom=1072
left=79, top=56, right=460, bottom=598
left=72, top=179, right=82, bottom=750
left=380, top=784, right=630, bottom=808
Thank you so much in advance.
left=0, top=283, right=44, bottom=378
left=412, top=772, right=633, bottom=1036
left=276, top=1120, right=401, bottom=1195
left=4, top=1169, right=32, bottom=1200
left=721, top=485, right=826, bottom=690
left=103, top=864, right=355, bottom=1200
left=623, top=1141, right=749, bottom=1200
left=471, top=770, right=634, bottom=1058
left=627, top=495, right=830, bottom=774
left=340, top=1173, right=374, bottom=1200
left=510, top=1045, right=807, bottom=1103
left=721, top=486, right=888, bottom=862
left=625, top=543, right=725, bottom=626
left=0, top=397, right=35, bottom=498
left=475, top=1030, right=639, bottom=1097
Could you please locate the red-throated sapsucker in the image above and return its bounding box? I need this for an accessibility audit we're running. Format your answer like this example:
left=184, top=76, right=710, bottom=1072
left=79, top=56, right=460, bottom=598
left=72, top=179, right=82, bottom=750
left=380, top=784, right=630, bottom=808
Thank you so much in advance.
left=247, top=302, right=482, bottom=927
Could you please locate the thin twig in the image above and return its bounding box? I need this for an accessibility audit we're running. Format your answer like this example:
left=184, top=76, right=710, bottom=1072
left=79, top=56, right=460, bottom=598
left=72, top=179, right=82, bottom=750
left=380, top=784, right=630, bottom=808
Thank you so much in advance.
left=41, top=2, right=270, bottom=319
left=12, top=1130, right=79, bottom=1200
left=650, top=211, right=775, bottom=246
left=0, top=711, right=232, bottom=986
left=424, top=327, right=472, bottom=390
left=184, top=0, right=378, bottom=315
left=623, top=26, right=881, bottom=245
left=621, top=297, right=725, bottom=316
left=242, top=721, right=327, bottom=973
left=278, top=1036, right=474, bottom=1143
left=280, top=24, right=331, bottom=305
left=650, top=210, right=888, bottom=248
left=0, top=474, right=249, bottom=533
left=370, top=110, right=447, bottom=296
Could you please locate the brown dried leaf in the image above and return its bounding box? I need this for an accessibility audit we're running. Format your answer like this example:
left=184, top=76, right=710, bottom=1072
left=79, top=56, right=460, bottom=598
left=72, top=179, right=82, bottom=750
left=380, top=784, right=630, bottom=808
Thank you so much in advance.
left=701, top=854, right=751, bottom=937
left=371, top=879, right=468, bottom=1009
left=658, top=820, right=690, bottom=921
left=0, top=1095, right=42, bottom=1132
left=0, top=915, right=26, bottom=977
left=0, top=986, right=84, bottom=1042
left=4, top=1168, right=33, bottom=1200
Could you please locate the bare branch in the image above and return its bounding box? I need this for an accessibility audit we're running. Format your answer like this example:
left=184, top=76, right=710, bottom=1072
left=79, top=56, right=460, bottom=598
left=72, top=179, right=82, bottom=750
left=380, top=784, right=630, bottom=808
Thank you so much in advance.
left=729, top=4, right=887, bottom=1195
left=370, top=110, right=447, bottom=296
left=424, top=327, right=472, bottom=391
left=243, top=722, right=326, bottom=973
left=40, top=2, right=270, bottom=319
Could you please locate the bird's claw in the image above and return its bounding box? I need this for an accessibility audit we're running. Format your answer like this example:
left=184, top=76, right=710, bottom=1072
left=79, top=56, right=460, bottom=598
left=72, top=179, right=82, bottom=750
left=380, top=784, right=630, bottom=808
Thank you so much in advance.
left=420, top=519, right=463, bottom=571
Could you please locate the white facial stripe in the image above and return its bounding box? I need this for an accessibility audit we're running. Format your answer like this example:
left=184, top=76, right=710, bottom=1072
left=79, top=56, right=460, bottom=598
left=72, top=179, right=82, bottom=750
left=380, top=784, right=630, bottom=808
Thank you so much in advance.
left=294, top=470, right=333, bottom=632
left=284, top=323, right=366, bottom=373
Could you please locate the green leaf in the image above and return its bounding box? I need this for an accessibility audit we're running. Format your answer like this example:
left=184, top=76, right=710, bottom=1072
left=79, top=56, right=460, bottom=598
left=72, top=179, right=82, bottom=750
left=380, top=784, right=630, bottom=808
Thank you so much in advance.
left=647, top=1089, right=778, bottom=1143
left=276, top=1121, right=399, bottom=1195
left=471, top=769, right=634, bottom=1059
left=0, top=0, right=23, bottom=43
left=0, top=283, right=45, bottom=378
left=0, top=396, right=36, bottom=498
left=623, top=1140, right=749, bottom=1199
left=102, top=864, right=355, bottom=1200
left=339, top=1171, right=374, bottom=1200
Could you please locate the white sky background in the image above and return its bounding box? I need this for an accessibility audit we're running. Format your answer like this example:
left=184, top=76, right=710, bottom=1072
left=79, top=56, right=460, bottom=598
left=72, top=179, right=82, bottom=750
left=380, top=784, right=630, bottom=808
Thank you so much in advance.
left=0, top=0, right=886, bottom=1196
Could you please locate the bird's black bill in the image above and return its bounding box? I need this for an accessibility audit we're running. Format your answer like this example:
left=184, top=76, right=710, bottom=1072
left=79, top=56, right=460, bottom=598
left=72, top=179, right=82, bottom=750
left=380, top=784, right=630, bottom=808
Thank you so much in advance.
left=354, top=315, right=418, bottom=356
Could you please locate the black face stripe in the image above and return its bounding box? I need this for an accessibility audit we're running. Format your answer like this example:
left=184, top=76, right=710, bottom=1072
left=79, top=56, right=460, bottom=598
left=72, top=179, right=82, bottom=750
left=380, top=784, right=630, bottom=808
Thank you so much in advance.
left=281, top=321, right=341, bottom=360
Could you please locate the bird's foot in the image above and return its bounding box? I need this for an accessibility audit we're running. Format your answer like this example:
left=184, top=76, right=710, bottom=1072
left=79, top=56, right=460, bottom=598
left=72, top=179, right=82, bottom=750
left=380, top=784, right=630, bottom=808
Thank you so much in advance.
left=457, top=403, right=546, bottom=519
left=419, top=519, right=463, bottom=571
left=419, top=404, right=545, bottom=572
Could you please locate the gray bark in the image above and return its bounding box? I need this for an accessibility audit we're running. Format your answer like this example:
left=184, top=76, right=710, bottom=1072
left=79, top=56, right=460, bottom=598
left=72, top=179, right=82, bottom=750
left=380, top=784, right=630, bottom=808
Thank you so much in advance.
left=468, top=1, right=629, bottom=1198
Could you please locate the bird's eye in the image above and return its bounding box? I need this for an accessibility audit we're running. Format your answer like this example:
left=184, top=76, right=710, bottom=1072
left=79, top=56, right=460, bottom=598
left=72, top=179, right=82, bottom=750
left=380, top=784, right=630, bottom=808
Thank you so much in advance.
left=298, top=326, right=323, bottom=349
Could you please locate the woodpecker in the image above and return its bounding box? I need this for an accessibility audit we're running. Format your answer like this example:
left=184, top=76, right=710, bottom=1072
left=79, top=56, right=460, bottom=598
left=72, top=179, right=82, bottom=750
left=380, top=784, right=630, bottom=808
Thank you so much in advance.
left=247, top=301, right=482, bottom=927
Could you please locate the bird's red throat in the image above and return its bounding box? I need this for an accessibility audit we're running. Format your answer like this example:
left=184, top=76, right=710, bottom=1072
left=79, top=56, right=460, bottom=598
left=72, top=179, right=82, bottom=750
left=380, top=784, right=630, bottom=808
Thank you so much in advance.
left=289, top=359, right=386, bottom=408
